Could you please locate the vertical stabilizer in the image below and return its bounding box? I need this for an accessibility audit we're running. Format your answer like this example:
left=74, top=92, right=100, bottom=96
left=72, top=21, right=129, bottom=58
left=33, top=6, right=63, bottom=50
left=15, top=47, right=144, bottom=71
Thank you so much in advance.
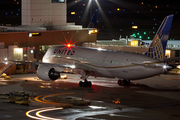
left=87, top=13, right=97, bottom=28
left=145, top=14, right=174, bottom=61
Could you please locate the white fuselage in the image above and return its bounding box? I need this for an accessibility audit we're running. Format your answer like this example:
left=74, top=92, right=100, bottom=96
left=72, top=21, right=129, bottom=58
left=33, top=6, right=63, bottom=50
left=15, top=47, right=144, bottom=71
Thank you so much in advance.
left=42, top=46, right=163, bottom=80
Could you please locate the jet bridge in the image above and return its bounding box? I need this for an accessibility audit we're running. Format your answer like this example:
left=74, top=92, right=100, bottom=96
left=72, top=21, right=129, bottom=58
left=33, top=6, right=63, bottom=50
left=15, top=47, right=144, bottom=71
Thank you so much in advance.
left=0, top=61, right=16, bottom=75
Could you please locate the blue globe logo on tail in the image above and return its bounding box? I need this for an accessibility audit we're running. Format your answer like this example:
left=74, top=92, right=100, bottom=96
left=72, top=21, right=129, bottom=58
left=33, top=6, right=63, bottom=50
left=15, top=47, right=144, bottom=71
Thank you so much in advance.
left=145, top=14, right=174, bottom=61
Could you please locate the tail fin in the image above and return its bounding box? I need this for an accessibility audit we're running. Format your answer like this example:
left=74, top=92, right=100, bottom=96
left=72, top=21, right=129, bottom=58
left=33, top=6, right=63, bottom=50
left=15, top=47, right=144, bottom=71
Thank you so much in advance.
left=144, top=14, right=174, bottom=61
left=87, top=13, right=97, bottom=28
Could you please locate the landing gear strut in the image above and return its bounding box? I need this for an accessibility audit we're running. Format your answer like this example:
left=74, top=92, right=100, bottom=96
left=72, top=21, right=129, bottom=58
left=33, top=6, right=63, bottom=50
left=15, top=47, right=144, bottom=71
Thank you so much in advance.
left=118, top=79, right=130, bottom=86
left=79, top=70, right=93, bottom=88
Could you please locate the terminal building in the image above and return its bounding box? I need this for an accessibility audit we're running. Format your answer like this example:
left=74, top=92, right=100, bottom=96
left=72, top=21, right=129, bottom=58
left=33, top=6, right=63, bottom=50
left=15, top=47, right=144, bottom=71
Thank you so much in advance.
left=0, top=0, right=97, bottom=75
left=0, top=1, right=179, bottom=75
left=83, top=36, right=180, bottom=60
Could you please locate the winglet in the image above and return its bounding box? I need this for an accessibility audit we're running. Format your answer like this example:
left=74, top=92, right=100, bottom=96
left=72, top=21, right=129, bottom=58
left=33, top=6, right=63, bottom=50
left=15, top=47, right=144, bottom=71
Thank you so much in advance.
left=144, top=14, right=174, bottom=61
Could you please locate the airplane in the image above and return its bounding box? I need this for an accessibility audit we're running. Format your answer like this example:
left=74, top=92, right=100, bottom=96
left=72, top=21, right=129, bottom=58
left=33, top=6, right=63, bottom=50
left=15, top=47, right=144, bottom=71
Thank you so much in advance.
left=2, top=14, right=174, bottom=87
left=34, top=14, right=174, bottom=87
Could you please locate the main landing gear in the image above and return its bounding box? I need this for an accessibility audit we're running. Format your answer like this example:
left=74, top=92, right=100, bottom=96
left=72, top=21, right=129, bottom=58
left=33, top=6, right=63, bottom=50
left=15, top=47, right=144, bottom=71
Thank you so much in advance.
left=79, top=70, right=93, bottom=88
left=79, top=79, right=92, bottom=87
left=118, top=79, right=130, bottom=86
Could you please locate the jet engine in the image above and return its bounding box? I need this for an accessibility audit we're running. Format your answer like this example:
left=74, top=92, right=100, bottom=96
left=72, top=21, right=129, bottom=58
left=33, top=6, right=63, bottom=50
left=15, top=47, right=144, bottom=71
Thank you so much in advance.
left=36, top=65, right=60, bottom=81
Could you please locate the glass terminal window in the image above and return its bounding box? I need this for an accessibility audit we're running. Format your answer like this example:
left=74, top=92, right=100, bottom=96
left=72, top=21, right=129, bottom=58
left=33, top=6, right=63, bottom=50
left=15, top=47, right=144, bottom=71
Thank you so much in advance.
left=52, top=0, right=65, bottom=3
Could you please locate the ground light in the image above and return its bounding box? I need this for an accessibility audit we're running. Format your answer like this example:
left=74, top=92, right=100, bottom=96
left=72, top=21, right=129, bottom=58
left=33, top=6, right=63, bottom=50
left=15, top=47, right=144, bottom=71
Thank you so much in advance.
left=26, top=107, right=64, bottom=120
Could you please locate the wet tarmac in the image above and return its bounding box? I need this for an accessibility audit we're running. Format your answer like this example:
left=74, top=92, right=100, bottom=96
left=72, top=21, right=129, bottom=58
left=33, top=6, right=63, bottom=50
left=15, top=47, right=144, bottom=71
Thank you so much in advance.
left=0, top=73, right=180, bottom=120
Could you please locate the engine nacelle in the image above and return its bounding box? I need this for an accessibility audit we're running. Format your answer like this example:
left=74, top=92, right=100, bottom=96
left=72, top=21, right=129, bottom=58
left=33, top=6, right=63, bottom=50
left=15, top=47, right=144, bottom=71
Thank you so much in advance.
left=37, top=65, right=60, bottom=81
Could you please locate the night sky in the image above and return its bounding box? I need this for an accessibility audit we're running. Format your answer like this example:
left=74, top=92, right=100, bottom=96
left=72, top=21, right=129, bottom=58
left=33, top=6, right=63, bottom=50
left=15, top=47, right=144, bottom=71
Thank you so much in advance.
left=67, top=0, right=180, bottom=40
left=0, top=0, right=21, bottom=25
left=0, top=0, right=179, bottom=40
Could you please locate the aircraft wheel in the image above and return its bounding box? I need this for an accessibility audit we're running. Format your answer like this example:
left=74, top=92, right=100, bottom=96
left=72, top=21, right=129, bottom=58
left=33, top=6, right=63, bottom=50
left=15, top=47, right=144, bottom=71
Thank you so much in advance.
left=123, top=80, right=130, bottom=85
left=127, top=80, right=131, bottom=85
left=118, top=80, right=121, bottom=86
left=79, top=81, right=92, bottom=87
left=123, top=80, right=127, bottom=85
left=79, top=81, right=83, bottom=87
left=88, top=81, right=92, bottom=88
left=83, top=82, right=88, bottom=87
left=118, top=80, right=130, bottom=86
left=118, top=80, right=124, bottom=86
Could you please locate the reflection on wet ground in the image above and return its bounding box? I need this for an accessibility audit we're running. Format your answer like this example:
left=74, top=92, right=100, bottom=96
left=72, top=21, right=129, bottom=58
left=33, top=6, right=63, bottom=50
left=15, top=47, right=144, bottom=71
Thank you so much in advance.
left=0, top=73, right=180, bottom=119
left=0, top=81, right=18, bottom=86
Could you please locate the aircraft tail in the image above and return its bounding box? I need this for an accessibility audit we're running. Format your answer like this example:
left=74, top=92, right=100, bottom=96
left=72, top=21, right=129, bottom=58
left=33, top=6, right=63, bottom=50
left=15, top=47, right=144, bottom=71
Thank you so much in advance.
left=144, top=14, right=174, bottom=61
left=87, top=13, right=97, bottom=28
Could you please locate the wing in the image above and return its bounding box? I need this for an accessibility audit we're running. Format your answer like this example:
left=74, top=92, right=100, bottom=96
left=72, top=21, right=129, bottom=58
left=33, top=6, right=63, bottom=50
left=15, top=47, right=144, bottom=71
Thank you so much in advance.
left=8, top=60, right=96, bottom=72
